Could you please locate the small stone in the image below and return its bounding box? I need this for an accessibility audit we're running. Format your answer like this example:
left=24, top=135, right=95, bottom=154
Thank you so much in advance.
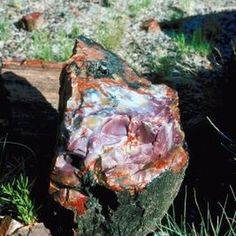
left=70, top=6, right=81, bottom=17
left=10, top=223, right=51, bottom=236
left=50, top=187, right=88, bottom=216
left=141, top=19, right=161, bottom=33
left=20, top=12, right=44, bottom=32
left=0, top=216, right=23, bottom=236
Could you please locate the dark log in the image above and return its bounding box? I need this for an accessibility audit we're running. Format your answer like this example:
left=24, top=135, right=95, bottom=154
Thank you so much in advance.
left=0, top=64, right=59, bottom=207
left=0, top=62, right=11, bottom=135
left=50, top=36, right=189, bottom=235
left=1, top=64, right=60, bottom=142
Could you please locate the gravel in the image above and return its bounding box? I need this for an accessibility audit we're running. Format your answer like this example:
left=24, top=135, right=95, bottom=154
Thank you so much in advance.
left=1, top=0, right=236, bottom=126
left=0, top=0, right=235, bottom=65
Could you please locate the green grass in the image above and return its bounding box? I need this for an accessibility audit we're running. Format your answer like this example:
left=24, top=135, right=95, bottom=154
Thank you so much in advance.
left=31, top=30, right=71, bottom=61
left=69, top=25, right=80, bottom=39
left=0, top=136, right=38, bottom=225
left=146, top=55, right=176, bottom=76
left=173, top=33, right=191, bottom=54
left=102, top=0, right=111, bottom=7
left=96, top=17, right=125, bottom=50
left=7, top=0, right=22, bottom=8
left=145, top=29, right=212, bottom=81
left=145, top=54, right=201, bottom=91
left=0, top=174, right=37, bottom=225
left=128, top=0, right=152, bottom=17
left=172, top=29, right=212, bottom=57
left=30, top=26, right=80, bottom=61
left=168, top=0, right=193, bottom=21
left=169, top=7, right=186, bottom=21
left=156, top=187, right=236, bottom=236
left=0, top=20, right=11, bottom=41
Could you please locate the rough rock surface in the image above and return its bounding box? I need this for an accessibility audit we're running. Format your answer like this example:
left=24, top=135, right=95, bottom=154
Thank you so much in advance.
left=49, top=36, right=188, bottom=235
left=0, top=216, right=23, bottom=236
left=19, top=12, right=45, bottom=32
left=0, top=217, right=51, bottom=236
left=10, top=223, right=51, bottom=236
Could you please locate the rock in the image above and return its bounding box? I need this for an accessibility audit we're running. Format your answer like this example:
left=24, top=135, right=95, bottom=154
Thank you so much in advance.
left=49, top=35, right=188, bottom=235
left=141, top=19, right=161, bottom=33
left=0, top=216, right=23, bottom=236
left=10, top=223, right=51, bottom=236
left=19, top=12, right=44, bottom=32
left=0, top=217, right=51, bottom=236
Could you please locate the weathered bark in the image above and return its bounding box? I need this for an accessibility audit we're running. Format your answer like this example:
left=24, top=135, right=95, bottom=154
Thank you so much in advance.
left=49, top=36, right=189, bottom=235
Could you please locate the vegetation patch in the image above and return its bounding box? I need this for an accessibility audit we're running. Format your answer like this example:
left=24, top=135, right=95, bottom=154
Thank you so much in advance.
left=0, top=20, right=11, bottom=42
left=96, top=17, right=125, bottom=50
left=145, top=54, right=199, bottom=87
left=128, top=0, right=152, bottom=17
left=156, top=187, right=236, bottom=236
left=172, top=29, right=212, bottom=57
left=30, top=26, right=80, bottom=61
left=0, top=174, right=37, bottom=225
left=0, top=137, right=38, bottom=225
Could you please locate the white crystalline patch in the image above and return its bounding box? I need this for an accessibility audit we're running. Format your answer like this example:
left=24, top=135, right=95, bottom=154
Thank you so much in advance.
left=105, top=85, right=150, bottom=112
left=55, top=155, right=70, bottom=169
left=149, top=84, right=171, bottom=98
left=163, top=122, right=174, bottom=152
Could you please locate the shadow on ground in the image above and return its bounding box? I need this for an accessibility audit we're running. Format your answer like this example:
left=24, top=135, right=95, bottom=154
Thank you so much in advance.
left=0, top=71, right=75, bottom=236
left=157, top=9, right=236, bottom=234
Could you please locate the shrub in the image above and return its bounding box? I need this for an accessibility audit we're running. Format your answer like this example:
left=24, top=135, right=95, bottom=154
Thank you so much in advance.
left=0, top=174, right=37, bottom=225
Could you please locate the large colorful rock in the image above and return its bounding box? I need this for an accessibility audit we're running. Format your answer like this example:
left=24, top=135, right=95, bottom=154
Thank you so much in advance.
left=49, top=36, right=189, bottom=235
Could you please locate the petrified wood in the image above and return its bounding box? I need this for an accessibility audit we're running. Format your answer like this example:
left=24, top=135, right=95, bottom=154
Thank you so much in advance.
left=49, top=36, right=189, bottom=236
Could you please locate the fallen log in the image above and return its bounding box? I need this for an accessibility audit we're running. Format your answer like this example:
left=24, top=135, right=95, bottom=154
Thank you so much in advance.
left=0, top=62, right=11, bottom=135
left=0, top=62, right=59, bottom=213
left=49, top=35, right=189, bottom=236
